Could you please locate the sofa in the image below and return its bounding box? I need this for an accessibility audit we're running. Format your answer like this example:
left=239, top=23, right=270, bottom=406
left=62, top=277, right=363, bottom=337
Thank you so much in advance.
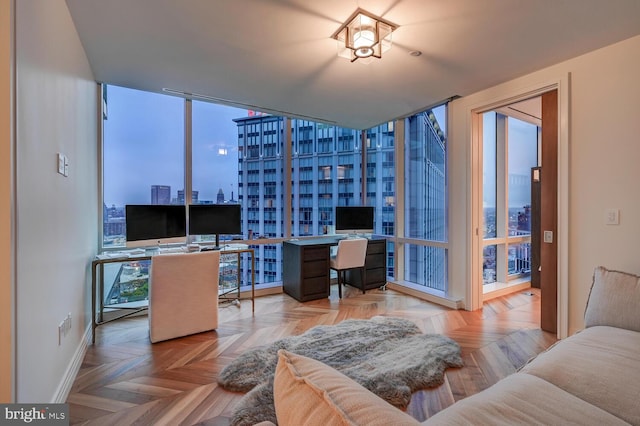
left=264, top=266, right=640, bottom=425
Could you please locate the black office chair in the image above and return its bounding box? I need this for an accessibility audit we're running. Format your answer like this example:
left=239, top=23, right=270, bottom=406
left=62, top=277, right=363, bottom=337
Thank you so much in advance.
left=330, top=238, right=368, bottom=298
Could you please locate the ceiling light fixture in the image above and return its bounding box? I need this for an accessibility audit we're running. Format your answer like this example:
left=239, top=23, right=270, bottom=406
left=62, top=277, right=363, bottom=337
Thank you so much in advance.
left=332, top=8, right=397, bottom=63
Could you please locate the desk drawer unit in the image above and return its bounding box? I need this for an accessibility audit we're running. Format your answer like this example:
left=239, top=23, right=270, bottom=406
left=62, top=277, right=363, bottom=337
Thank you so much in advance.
left=282, top=242, right=330, bottom=302
left=345, top=239, right=387, bottom=290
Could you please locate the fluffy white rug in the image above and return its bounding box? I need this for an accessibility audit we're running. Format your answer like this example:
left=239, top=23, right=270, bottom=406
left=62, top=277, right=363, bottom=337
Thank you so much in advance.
left=218, top=316, right=463, bottom=426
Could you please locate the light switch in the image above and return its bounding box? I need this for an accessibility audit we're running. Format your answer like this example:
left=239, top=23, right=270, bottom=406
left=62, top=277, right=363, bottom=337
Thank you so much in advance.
left=543, top=230, right=553, bottom=244
left=605, top=209, right=619, bottom=225
left=63, top=156, right=69, bottom=177
left=57, top=153, right=65, bottom=175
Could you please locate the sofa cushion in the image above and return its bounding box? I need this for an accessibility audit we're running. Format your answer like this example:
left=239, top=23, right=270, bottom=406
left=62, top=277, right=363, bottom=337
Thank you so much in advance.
left=585, top=266, right=640, bottom=331
left=273, top=349, right=420, bottom=426
left=520, top=325, right=640, bottom=425
left=424, top=372, right=628, bottom=426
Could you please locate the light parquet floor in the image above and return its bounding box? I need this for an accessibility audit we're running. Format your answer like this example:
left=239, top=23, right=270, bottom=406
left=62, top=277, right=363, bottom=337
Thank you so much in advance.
left=68, top=286, right=557, bottom=425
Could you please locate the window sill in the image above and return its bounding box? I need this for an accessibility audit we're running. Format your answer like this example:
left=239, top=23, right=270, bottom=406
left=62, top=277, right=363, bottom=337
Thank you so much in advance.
left=483, top=279, right=531, bottom=301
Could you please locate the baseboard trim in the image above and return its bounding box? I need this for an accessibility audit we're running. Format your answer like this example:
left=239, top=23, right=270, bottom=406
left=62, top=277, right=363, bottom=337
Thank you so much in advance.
left=238, top=285, right=282, bottom=299
left=51, top=323, right=90, bottom=403
left=384, top=282, right=463, bottom=309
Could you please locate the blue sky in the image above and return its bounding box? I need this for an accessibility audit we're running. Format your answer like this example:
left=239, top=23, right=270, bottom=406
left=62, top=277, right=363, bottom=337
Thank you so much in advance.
left=103, top=85, right=449, bottom=207
left=482, top=111, right=539, bottom=208
left=103, top=86, right=245, bottom=206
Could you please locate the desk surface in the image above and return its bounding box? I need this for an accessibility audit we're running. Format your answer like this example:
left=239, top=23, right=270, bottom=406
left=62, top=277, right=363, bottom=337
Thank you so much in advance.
left=94, top=244, right=251, bottom=262
left=283, top=237, right=342, bottom=246
left=283, top=235, right=384, bottom=247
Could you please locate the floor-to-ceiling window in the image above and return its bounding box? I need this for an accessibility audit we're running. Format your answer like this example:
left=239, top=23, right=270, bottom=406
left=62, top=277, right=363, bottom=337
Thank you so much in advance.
left=102, top=86, right=184, bottom=248
left=482, top=110, right=539, bottom=288
left=401, top=105, right=448, bottom=293
left=366, top=121, right=396, bottom=276
left=100, top=85, right=450, bottom=297
left=101, top=86, right=184, bottom=306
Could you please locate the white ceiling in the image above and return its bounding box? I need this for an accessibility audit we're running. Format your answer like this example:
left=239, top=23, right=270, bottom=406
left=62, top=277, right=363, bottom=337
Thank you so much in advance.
left=65, top=0, right=640, bottom=130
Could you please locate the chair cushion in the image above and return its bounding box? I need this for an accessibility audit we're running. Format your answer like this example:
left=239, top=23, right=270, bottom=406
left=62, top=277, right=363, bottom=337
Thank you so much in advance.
left=584, top=266, right=640, bottom=331
left=273, top=349, right=420, bottom=426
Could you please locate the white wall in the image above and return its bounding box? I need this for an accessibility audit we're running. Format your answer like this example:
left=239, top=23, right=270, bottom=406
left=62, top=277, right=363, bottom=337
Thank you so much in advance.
left=15, top=0, right=97, bottom=402
left=448, top=35, right=640, bottom=335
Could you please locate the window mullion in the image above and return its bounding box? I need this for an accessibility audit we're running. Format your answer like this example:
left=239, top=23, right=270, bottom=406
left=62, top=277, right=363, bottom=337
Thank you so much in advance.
left=496, top=113, right=508, bottom=283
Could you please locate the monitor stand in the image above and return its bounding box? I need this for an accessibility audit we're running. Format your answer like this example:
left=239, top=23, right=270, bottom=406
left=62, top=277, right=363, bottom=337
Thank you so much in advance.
left=201, top=234, right=221, bottom=251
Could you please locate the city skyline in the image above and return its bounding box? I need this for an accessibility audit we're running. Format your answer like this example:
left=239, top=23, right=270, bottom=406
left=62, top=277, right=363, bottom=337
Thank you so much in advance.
left=103, top=84, right=446, bottom=208
left=103, top=85, right=246, bottom=206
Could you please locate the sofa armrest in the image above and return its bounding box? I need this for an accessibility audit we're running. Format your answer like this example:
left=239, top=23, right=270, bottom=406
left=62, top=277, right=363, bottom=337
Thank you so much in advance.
left=584, top=266, right=640, bottom=332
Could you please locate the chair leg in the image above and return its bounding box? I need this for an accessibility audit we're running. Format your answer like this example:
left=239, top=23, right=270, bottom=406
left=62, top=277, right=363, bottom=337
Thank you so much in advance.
left=360, top=266, right=366, bottom=294
left=338, top=270, right=343, bottom=299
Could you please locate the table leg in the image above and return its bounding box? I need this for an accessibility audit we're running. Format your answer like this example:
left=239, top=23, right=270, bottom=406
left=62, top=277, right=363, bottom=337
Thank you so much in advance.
left=99, top=264, right=105, bottom=323
left=251, top=250, right=255, bottom=313
left=91, top=262, right=97, bottom=344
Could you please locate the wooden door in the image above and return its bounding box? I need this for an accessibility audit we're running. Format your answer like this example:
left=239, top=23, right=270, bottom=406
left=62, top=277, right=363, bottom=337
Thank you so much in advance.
left=540, top=90, right=558, bottom=333
left=530, top=167, right=541, bottom=289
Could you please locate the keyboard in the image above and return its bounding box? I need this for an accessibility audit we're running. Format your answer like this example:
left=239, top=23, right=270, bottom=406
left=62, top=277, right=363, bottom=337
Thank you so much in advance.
left=159, top=247, right=186, bottom=254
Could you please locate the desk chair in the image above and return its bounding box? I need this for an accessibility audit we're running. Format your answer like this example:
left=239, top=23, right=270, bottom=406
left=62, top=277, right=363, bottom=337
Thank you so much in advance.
left=148, top=250, right=220, bottom=343
left=330, top=238, right=368, bottom=298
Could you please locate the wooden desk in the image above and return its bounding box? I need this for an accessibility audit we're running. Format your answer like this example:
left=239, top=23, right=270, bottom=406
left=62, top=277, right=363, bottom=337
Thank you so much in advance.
left=282, top=237, right=387, bottom=302
left=91, top=247, right=255, bottom=344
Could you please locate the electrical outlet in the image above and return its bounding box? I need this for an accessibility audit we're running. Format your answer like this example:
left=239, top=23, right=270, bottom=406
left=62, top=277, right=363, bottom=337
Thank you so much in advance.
left=58, top=313, right=72, bottom=344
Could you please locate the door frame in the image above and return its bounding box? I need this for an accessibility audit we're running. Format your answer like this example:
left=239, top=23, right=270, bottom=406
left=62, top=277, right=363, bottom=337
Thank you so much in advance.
left=469, top=76, right=570, bottom=339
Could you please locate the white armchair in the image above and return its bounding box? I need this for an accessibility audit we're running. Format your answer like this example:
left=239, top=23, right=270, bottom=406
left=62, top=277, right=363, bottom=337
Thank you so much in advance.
left=148, top=250, right=220, bottom=343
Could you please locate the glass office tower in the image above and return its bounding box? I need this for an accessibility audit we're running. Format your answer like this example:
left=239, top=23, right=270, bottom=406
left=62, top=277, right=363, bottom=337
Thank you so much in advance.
left=233, top=113, right=444, bottom=289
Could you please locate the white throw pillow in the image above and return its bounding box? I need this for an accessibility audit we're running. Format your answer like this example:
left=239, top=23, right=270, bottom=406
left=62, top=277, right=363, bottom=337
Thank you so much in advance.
left=584, top=266, right=640, bottom=332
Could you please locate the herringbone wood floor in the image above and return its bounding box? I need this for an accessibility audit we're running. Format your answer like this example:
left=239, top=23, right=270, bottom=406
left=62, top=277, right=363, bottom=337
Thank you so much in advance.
left=68, top=285, right=556, bottom=425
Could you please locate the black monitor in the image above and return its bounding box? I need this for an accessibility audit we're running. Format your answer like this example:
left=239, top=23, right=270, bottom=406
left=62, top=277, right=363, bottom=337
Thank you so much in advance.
left=125, top=204, right=187, bottom=248
left=335, top=206, right=374, bottom=235
left=188, top=204, right=241, bottom=248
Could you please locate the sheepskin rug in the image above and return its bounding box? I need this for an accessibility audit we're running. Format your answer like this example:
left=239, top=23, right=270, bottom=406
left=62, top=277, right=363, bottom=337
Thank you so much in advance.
left=218, top=316, right=463, bottom=425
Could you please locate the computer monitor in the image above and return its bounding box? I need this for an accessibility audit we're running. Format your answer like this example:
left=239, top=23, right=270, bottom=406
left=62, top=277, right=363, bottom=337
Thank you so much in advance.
left=125, top=204, right=187, bottom=248
left=335, top=206, right=374, bottom=236
left=188, top=204, right=241, bottom=248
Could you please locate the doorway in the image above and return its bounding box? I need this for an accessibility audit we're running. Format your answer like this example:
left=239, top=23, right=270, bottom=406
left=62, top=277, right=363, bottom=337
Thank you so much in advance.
left=476, top=91, right=558, bottom=333
left=480, top=98, right=541, bottom=292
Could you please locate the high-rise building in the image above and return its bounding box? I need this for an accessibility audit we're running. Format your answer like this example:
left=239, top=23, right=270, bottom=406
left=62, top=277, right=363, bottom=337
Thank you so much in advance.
left=151, top=185, right=171, bottom=204
left=216, top=188, right=225, bottom=204
left=405, top=112, right=447, bottom=291
left=233, top=113, right=445, bottom=288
